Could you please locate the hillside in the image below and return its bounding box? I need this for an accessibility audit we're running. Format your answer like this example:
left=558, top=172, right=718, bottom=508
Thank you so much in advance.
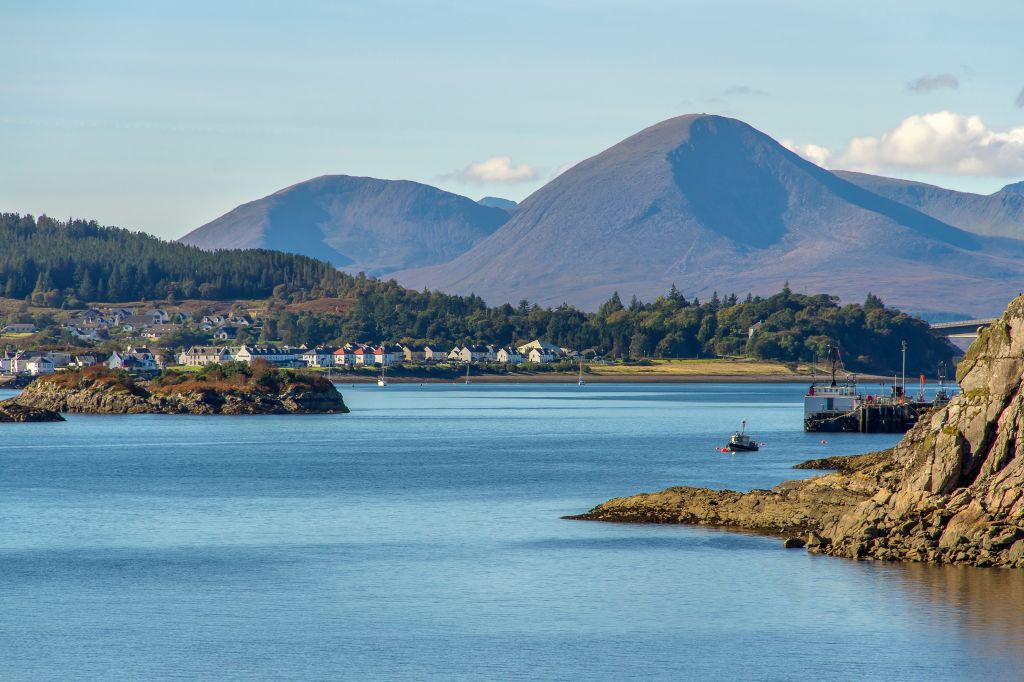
left=835, top=171, right=1024, bottom=240
left=180, top=175, right=510, bottom=275
left=395, top=114, right=1024, bottom=317
left=0, top=213, right=352, bottom=304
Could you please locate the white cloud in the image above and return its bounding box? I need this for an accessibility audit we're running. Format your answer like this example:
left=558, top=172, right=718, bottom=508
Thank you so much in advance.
left=446, top=155, right=538, bottom=184
left=906, top=73, right=959, bottom=93
left=782, top=111, right=1024, bottom=177
left=780, top=139, right=832, bottom=167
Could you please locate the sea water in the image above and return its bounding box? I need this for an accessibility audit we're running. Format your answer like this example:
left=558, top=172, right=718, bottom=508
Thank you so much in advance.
left=1, top=383, right=1022, bottom=680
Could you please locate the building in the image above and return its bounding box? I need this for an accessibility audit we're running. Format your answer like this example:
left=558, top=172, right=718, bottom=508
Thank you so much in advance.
left=400, top=344, right=426, bottom=363
left=302, top=346, right=337, bottom=368
left=233, top=345, right=301, bottom=367
left=353, top=345, right=375, bottom=365
left=496, top=347, right=524, bottom=364
left=517, top=339, right=562, bottom=356
left=423, top=345, right=447, bottom=362
left=108, top=348, right=159, bottom=371
left=143, top=323, right=183, bottom=339
left=528, top=347, right=557, bottom=363
left=373, top=344, right=402, bottom=366
left=179, top=345, right=233, bottom=366
left=332, top=347, right=355, bottom=367
left=72, top=353, right=106, bottom=368
left=2, top=323, right=37, bottom=334
left=452, top=344, right=493, bottom=363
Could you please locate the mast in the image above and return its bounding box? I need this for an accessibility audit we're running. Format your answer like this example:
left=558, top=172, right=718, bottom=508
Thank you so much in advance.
left=901, top=340, right=907, bottom=398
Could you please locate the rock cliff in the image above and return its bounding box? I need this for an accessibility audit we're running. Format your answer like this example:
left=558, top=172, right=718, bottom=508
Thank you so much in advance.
left=570, top=295, right=1024, bottom=567
left=5, top=371, right=349, bottom=416
left=0, top=402, right=64, bottom=422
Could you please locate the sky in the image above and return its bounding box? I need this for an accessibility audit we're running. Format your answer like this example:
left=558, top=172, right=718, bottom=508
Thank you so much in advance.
left=2, top=0, right=1023, bottom=240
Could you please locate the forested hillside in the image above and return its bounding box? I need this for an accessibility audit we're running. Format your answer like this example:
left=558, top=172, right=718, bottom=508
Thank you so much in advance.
left=0, top=213, right=351, bottom=304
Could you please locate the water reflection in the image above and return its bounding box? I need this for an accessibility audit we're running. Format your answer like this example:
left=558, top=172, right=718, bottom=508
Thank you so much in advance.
left=874, top=561, right=1024, bottom=659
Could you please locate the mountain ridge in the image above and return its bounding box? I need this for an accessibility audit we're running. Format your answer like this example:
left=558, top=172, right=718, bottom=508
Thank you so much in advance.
left=179, top=175, right=510, bottom=276
left=395, top=114, right=1024, bottom=316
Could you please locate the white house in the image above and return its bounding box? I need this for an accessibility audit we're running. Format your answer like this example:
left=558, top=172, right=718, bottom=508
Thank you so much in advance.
left=332, top=347, right=355, bottom=366
left=517, top=339, right=562, bottom=356
left=233, top=345, right=300, bottom=367
left=373, top=344, right=401, bottom=366
left=496, top=346, right=524, bottom=364
left=25, top=355, right=54, bottom=376
left=179, top=345, right=233, bottom=366
left=302, top=346, right=337, bottom=368
left=528, top=347, right=557, bottom=364
left=353, top=345, right=375, bottom=365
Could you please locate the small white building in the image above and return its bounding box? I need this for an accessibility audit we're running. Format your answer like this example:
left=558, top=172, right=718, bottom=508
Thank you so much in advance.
left=496, top=347, right=524, bottom=364
left=528, top=347, right=557, bottom=364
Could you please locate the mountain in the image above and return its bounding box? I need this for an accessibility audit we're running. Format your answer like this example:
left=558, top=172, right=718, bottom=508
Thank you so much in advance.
left=395, top=114, right=1024, bottom=317
left=477, top=196, right=518, bottom=211
left=180, top=175, right=510, bottom=276
left=835, top=171, right=1024, bottom=239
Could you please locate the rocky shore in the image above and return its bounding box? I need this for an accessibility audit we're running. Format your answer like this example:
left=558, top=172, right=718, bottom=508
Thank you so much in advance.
left=568, top=295, right=1024, bottom=568
left=0, top=402, right=64, bottom=422
left=2, top=366, right=349, bottom=416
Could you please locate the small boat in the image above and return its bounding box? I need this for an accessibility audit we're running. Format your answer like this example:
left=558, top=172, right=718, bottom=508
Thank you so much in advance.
left=377, top=364, right=388, bottom=387
left=726, top=420, right=759, bottom=452
left=464, top=363, right=471, bottom=385
left=577, top=357, right=585, bottom=386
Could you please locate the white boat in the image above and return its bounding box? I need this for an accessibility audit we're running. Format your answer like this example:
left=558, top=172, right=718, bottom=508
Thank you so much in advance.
left=378, top=364, right=388, bottom=387
left=726, top=420, right=759, bottom=452
left=464, top=363, right=471, bottom=385
left=577, top=357, right=585, bottom=386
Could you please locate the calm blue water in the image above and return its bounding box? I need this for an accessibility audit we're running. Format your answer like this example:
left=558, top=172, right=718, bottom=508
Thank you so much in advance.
left=1, top=383, right=1022, bottom=680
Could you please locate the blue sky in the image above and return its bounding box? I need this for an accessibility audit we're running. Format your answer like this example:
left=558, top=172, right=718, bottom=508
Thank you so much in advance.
left=2, top=0, right=1023, bottom=240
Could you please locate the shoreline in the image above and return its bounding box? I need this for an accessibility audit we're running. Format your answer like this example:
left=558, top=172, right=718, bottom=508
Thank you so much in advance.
left=326, top=372, right=893, bottom=384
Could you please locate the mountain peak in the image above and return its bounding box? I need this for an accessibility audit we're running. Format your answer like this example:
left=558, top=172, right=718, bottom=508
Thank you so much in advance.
left=180, top=175, right=510, bottom=276
left=998, top=180, right=1024, bottom=195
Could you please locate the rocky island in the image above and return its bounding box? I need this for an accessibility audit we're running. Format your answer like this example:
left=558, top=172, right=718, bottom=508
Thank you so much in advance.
left=569, top=296, right=1024, bottom=568
left=2, top=362, right=349, bottom=415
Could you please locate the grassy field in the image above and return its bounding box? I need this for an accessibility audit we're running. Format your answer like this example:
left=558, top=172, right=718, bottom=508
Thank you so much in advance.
left=587, top=358, right=809, bottom=377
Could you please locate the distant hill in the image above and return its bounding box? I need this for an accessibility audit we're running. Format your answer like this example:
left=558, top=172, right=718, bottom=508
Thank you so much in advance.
left=477, top=196, right=518, bottom=211
left=835, top=171, right=1024, bottom=240
left=179, top=175, right=510, bottom=276
left=395, top=114, right=1024, bottom=317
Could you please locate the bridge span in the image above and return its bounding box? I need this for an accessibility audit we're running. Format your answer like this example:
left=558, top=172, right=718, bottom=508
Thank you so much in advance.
left=930, top=318, right=996, bottom=338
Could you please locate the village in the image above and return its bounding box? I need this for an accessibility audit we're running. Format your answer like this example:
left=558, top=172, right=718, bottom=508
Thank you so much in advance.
left=1, top=306, right=578, bottom=377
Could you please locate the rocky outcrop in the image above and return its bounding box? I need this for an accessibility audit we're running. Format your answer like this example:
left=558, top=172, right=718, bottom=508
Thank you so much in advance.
left=0, top=402, right=64, bottom=422
left=569, top=295, right=1024, bottom=567
left=5, top=375, right=349, bottom=416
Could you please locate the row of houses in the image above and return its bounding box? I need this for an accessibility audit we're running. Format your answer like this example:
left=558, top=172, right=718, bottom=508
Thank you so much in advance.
left=177, top=340, right=575, bottom=369
left=61, top=307, right=256, bottom=341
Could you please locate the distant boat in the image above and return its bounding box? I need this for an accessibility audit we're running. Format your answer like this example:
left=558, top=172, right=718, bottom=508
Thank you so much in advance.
left=726, top=420, right=758, bottom=452
left=577, top=357, right=585, bottom=386
left=378, top=364, right=388, bottom=387
left=464, top=363, right=471, bottom=385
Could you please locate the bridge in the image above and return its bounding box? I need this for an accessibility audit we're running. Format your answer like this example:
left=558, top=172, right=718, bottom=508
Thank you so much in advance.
left=930, top=318, right=996, bottom=339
